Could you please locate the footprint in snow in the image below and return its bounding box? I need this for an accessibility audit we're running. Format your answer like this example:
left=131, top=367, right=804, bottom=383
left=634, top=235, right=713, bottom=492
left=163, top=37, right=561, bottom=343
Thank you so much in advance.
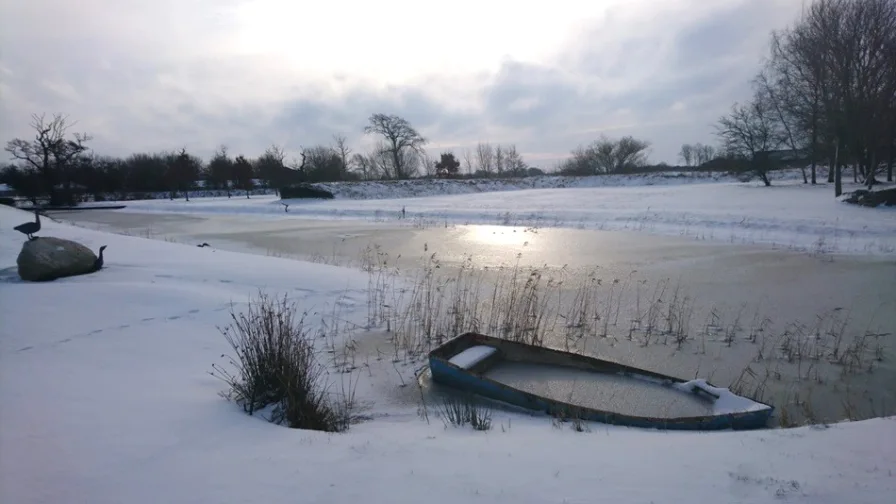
left=117, top=324, right=130, bottom=329
left=141, top=317, right=155, bottom=322
left=188, top=309, right=200, bottom=314
left=167, top=315, right=181, bottom=320
left=17, top=346, right=34, bottom=352
left=218, top=279, right=233, bottom=284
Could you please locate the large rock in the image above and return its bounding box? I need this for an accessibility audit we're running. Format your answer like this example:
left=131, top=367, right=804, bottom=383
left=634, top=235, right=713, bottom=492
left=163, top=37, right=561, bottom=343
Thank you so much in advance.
left=17, top=236, right=99, bottom=282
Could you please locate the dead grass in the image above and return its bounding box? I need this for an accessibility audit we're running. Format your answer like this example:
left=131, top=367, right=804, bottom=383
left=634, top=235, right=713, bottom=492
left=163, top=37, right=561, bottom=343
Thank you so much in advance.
left=355, top=246, right=890, bottom=429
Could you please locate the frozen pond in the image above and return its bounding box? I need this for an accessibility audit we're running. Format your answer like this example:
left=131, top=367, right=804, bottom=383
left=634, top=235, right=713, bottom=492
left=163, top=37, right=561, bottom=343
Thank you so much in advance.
left=484, top=361, right=716, bottom=419
left=56, top=209, right=896, bottom=425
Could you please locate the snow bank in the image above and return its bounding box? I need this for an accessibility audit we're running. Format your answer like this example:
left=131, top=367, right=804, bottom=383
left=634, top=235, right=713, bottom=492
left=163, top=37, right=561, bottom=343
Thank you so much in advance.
left=306, top=170, right=736, bottom=200
left=1, top=205, right=894, bottom=504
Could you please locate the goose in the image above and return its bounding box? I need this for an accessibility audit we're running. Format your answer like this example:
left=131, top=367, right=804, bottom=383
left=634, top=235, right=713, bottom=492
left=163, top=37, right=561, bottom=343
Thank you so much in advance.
left=14, top=210, right=41, bottom=240
left=92, top=245, right=107, bottom=271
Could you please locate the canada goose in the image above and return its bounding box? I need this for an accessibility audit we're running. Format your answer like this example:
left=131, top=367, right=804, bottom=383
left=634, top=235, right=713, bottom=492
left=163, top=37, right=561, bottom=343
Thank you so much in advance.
left=13, top=210, right=41, bottom=240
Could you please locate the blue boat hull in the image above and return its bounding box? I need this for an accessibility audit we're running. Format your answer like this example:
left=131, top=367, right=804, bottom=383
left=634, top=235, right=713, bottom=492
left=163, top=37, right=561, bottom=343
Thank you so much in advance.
left=427, top=333, right=775, bottom=431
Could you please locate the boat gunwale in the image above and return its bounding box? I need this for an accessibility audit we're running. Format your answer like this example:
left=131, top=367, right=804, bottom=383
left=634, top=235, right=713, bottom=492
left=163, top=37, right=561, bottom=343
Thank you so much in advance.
left=427, top=332, right=775, bottom=429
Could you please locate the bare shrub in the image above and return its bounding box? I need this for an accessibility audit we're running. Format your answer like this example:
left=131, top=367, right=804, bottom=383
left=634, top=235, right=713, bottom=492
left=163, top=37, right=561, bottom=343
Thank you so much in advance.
left=210, top=291, right=354, bottom=432
left=438, top=395, right=493, bottom=431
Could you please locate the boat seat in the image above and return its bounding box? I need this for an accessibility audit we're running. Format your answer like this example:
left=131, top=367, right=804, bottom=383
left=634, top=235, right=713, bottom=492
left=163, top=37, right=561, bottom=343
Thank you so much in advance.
left=448, top=345, right=497, bottom=369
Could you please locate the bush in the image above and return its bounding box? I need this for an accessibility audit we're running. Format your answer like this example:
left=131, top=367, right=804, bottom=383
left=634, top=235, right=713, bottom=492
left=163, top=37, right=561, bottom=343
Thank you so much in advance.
left=0, top=197, right=15, bottom=207
left=210, top=291, right=353, bottom=432
left=280, top=184, right=334, bottom=199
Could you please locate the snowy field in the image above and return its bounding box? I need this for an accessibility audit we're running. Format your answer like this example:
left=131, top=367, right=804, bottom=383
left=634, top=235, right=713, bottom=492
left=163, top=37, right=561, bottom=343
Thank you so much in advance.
left=102, top=175, right=896, bottom=256
left=1, top=204, right=895, bottom=504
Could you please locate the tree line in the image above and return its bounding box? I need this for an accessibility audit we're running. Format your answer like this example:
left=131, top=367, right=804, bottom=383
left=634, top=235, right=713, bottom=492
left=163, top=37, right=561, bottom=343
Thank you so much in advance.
left=713, top=0, right=895, bottom=192
left=1, top=112, right=543, bottom=206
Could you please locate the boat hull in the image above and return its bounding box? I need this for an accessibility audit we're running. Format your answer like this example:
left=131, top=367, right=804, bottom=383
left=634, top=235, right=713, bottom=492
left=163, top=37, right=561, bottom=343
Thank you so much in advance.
left=427, top=332, right=775, bottom=431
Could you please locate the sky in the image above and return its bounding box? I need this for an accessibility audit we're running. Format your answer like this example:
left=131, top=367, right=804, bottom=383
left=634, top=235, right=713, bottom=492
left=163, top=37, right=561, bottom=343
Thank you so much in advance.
left=0, top=0, right=806, bottom=170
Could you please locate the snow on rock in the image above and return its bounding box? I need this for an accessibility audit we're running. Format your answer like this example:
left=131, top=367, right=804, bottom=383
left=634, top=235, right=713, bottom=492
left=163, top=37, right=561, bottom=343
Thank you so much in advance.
left=1, top=204, right=894, bottom=504
left=447, top=345, right=497, bottom=369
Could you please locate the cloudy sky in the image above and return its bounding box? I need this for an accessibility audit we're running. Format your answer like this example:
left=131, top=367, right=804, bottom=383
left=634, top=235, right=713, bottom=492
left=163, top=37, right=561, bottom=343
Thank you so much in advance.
left=0, top=0, right=804, bottom=169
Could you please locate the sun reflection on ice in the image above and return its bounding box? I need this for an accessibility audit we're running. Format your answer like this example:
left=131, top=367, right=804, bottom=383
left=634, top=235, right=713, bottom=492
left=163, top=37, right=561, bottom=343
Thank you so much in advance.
left=461, top=225, right=537, bottom=248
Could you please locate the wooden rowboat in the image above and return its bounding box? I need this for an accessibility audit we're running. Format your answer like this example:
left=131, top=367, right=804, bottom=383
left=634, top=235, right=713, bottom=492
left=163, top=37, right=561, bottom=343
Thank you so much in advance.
left=427, top=332, right=775, bottom=431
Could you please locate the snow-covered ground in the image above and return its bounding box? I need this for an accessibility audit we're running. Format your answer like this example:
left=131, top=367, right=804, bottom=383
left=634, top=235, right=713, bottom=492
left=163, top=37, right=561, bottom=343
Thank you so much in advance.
left=308, top=170, right=741, bottom=199
left=103, top=176, right=896, bottom=256
left=1, top=204, right=894, bottom=504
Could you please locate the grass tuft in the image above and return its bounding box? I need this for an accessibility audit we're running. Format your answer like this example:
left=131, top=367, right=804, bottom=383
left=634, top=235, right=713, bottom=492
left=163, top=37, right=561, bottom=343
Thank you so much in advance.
left=210, top=291, right=355, bottom=432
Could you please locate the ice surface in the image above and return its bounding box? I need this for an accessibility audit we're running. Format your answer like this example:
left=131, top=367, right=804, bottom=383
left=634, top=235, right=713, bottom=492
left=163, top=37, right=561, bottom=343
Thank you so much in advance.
left=99, top=174, right=896, bottom=256
left=484, top=361, right=716, bottom=419
left=448, top=345, right=497, bottom=369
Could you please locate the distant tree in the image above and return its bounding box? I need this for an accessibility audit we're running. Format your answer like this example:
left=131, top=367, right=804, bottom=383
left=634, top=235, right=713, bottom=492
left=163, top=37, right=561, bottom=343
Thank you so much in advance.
left=494, top=144, right=505, bottom=175
left=255, top=144, right=289, bottom=191
left=679, top=144, right=694, bottom=166
left=0, top=164, right=42, bottom=203
left=4, top=113, right=91, bottom=205
left=612, top=136, right=651, bottom=172
left=350, top=152, right=375, bottom=181
left=558, top=135, right=650, bottom=175
left=715, top=93, right=784, bottom=186
left=233, top=155, right=255, bottom=197
left=207, top=145, right=234, bottom=196
left=435, top=151, right=461, bottom=178
left=461, top=148, right=475, bottom=176
left=694, top=143, right=717, bottom=166
left=302, top=145, right=344, bottom=182
left=475, top=142, right=495, bottom=176
left=166, top=148, right=202, bottom=200
left=504, top=144, right=528, bottom=175
left=363, top=114, right=427, bottom=180
left=331, top=134, right=352, bottom=180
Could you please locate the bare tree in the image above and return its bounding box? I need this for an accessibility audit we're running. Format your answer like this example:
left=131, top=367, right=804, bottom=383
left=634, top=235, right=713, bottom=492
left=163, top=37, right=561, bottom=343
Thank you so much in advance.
left=419, top=150, right=437, bottom=177
left=461, top=148, right=475, bottom=176
left=350, top=153, right=374, bottom=181
left=679, top=144, right=694, bottom=167
left=5, top=113, right=91, bottom=205
left=475, top=142, right=495, bottom=176
left=612, top=136, right=651, bottom=172
left=332, top=134, right=352, bottom=180
left=693, top=143, right=717, bottom=166
left=765, top=0, right=896, bottom=194
left=494, top=144, right=505, bottom=176
left=716, top=93, right=784, bottom=186
left=754, top=71, right=809, bottom=183
left=362, top=114, right=426, bottom=180
left=504, top=144, right=527, bottom=175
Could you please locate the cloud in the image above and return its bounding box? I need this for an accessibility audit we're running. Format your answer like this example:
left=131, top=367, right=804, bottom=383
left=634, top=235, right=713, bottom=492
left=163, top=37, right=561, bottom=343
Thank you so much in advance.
left=0, top=0, right=804, bottom=169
